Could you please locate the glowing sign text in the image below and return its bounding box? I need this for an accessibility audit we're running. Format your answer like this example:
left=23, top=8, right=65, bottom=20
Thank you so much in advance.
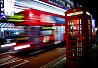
left=67, top=11, right=83, bottom=16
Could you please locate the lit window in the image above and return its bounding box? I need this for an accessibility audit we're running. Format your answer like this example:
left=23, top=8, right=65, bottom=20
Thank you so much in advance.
left=1, top=4, right=3, bottom=8
left=0, top=0, right=3, bottom=3
left=1, top=8, right=4, bottom=11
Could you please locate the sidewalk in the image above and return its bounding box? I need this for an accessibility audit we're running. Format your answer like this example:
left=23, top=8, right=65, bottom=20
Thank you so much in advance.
left=50, top=57, right=66, bottom=68
left=92, top=47, right=98, bottom=67
left=49, top=46, right=98, bottom=68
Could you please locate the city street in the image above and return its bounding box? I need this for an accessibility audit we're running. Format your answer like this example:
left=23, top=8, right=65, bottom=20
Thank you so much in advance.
left=0, top=0, right=97, bottom=68
left=0, top=47, right=66, bottom=68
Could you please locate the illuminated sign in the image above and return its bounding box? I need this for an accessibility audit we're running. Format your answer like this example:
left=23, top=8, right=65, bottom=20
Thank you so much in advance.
left=67, top=11, right=83, bottom=16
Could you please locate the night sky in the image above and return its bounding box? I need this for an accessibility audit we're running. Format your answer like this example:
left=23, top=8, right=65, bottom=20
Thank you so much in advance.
left=74, top=0, right=98, bottom=26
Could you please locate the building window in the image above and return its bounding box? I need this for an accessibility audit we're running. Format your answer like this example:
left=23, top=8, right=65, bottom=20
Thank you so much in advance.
left=1, top=8, right=4, bottom=11
left=1, top=4, right=3, bottom=7
left=0, top=0, right=4, bottom=3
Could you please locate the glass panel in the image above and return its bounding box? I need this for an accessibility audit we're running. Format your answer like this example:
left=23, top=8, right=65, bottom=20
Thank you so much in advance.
left=88, top=25, right=91, bottom=30
left=80, top=25, right=82, bottom=30
left=89, top=30, right=91, bottom=35
left=88, top=19, right=91, bottom=25
left=80, top=31, right=82, bottom=35
left=68, top=19, right=80, bottom=31
left=79, top=19, right=82, bottom=24
left=68, top=19, right=81, bottom=37
left=68, top=19, right=83, bottom=58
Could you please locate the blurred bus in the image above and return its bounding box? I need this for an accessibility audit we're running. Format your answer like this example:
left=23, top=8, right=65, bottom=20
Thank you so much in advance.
left=8, top=8, right=65, bottom=52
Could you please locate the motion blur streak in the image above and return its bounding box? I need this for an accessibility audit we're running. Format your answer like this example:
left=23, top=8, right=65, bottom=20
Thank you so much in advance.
left=14, top=44, right=30, bottom=50
left=1, top=43, right=16, bottom=47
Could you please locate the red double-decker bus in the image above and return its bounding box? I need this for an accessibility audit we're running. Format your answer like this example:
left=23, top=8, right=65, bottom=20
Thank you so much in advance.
left=8, top=8, right=65, bottom=52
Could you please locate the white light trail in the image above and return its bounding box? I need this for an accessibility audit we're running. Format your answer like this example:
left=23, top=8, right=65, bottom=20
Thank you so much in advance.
left=14, top=44, right=30, bottom=50
left=1, top=43, right=16, bottom=47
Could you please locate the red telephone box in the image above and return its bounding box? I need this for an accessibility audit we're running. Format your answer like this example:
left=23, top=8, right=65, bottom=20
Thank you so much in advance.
left=65, top=7, right=92, bottom=68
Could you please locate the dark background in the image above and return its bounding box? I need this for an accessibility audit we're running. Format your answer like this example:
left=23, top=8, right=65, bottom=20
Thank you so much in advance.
left=74, top=0, right=98, bottom=27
